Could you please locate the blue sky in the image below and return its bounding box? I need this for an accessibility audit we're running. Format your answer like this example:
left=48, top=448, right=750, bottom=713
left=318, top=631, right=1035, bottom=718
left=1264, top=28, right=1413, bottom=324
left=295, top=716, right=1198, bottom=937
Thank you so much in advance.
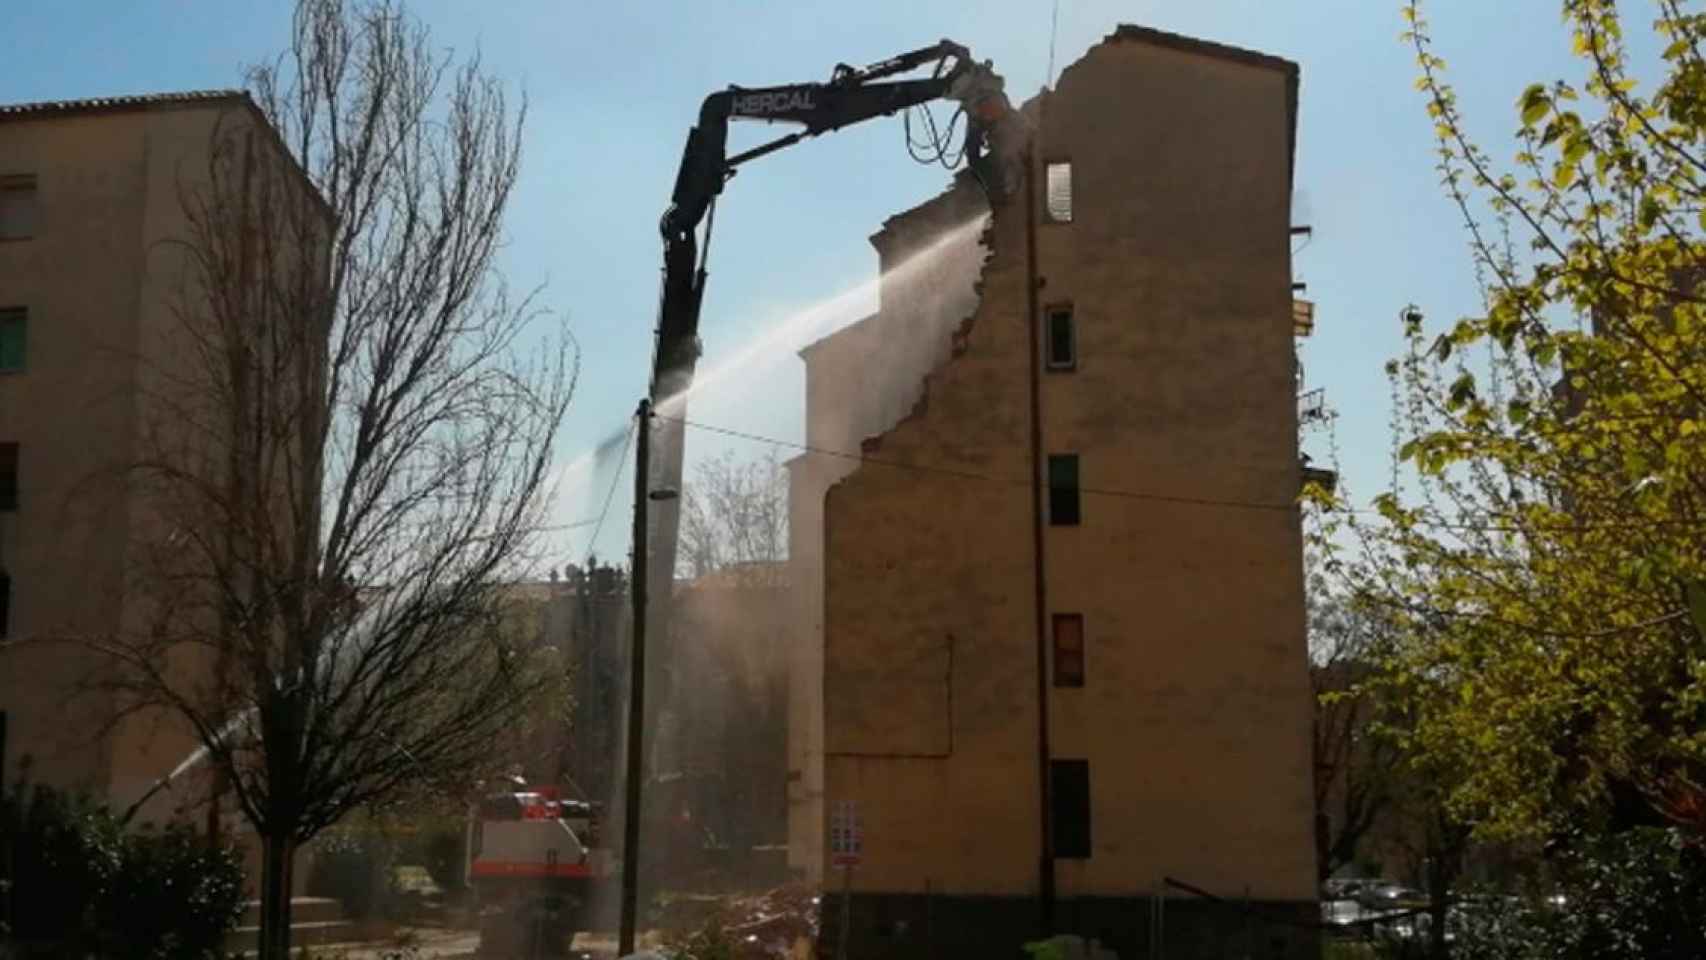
left=2, top=2, right=1597, bottom=565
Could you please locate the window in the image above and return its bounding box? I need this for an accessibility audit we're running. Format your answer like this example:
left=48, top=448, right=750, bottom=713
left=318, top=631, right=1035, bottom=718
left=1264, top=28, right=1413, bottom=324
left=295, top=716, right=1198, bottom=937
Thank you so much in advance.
left=1045, top=161, right=1073, bottom=223
left=0, top=176, right=37, bottom=240
left=0, top=444, right=16, bottom=512
left=1053, top=613, right=1085, bottom=687
left=1047, top=454, right=1080, bottom=526
left=1045, top=305, right=1076, bottom=370
left=1051, top=759, right=1091, bottom=859
left=0, top=568, right=10, bottom=639
left=0, top=309, right=25, bottom=372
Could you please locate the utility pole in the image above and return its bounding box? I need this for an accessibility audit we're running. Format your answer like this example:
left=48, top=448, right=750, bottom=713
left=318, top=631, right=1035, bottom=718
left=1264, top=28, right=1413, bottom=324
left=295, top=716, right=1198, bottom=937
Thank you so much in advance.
left=619, top=398, right=651, bottom=957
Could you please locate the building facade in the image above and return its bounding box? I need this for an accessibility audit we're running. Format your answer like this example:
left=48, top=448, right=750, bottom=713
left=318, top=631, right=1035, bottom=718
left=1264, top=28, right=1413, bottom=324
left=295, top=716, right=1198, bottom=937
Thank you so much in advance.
left=0, top=91, right=324, bottom=831
left=786, top=169, right=992, bottom=881
left=795, top=27, right=1318, bottom=959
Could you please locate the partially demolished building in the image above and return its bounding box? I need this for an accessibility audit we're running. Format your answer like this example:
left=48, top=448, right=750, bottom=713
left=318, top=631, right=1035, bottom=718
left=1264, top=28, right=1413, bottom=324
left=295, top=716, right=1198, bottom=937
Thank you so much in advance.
left=788, top=25, right=1317, bottom=959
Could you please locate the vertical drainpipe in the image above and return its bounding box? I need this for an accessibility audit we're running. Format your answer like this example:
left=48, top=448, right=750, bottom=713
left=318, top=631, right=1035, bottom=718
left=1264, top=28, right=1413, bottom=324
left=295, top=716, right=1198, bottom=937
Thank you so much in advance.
left=1023, top=106, right=1056, bottom=937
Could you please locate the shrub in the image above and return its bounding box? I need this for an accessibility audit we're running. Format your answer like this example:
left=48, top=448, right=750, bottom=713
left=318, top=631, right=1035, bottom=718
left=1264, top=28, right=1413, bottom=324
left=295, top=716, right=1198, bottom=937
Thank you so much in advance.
left=1450, top=827, right=1706, bottom=960
left=309, top=827, right=395, bottom=920
left=307, top=813, right=465, bottom=920
left=91, top=820, right=248, bottom=959
left=0, top=783, right=246, bottom=959
left=411, top=820, right=467, bottom=895
left=1, top=785, right=107, bottom=943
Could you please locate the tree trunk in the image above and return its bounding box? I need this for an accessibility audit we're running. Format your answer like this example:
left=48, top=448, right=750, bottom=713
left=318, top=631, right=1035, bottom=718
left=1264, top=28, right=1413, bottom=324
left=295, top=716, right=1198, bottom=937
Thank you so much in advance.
left=1425, top=830, right=1462, bottom=960
left=260, top=829, right=297, bottom=960
left=206, top=791, right=220, bottom=849
left=206, top=768, right=225, bottom=850
left=1316, top=810, right=1332, bottom=884
left=1427, top=891, right=1449, bottom=960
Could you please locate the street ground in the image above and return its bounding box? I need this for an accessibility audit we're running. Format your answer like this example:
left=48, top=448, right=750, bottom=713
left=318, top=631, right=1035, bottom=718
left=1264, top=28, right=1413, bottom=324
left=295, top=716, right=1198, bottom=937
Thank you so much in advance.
left=297, top=883, right=815, bottom=959
left=320, top=927, right=671, bottom=959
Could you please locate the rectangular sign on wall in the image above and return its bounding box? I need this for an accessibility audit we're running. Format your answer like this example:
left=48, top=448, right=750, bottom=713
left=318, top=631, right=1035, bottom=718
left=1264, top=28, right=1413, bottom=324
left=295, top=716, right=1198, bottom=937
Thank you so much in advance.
left=830, top=799, right=863, bottom=866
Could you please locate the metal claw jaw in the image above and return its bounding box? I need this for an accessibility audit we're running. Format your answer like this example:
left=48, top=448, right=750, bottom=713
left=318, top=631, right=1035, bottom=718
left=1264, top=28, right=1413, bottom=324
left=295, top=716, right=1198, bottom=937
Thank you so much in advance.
left=950, top=61, right=1031, bottom=201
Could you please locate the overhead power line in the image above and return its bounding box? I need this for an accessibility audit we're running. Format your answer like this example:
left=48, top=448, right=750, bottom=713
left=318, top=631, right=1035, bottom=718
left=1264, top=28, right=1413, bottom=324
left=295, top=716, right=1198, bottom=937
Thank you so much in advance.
left=540, top=517, right=607, bottom=533
left=653, top=412, right=1302, bottom=514
left=652, top=412, right=1691, bottom=537
left=574, top=418, right=636, bottom=565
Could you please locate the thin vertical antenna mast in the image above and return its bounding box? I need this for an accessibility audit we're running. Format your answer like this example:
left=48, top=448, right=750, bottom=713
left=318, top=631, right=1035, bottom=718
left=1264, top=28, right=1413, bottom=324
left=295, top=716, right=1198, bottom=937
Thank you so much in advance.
left=1045, top=0, right=1062, bottom=87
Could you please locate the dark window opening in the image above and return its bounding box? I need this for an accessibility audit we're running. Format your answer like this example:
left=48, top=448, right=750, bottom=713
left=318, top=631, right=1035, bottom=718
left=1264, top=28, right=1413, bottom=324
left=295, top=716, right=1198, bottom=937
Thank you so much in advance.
left=1045, top=305, right=1076, bottom=370
left=1048, top=454, right=1080, bottom=526
left=1053, top=613, right=1085, bottom=687
left=0, top=443, right=16, bottom=512
left=1045, top=162, right=1073, bottom=223
left=0, top=176, right=37, bottom=240
left=0, top=308, right=26, bottom=372
left=1051, top=759, right=1091, bottom=859
left=0, top=569, right=10, bottom=639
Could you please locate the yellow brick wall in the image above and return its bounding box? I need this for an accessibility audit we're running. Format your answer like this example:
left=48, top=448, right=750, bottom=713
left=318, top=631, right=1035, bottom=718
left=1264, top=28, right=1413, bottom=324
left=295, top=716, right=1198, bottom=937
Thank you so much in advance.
left=820, top=36, right=1315, bottom=904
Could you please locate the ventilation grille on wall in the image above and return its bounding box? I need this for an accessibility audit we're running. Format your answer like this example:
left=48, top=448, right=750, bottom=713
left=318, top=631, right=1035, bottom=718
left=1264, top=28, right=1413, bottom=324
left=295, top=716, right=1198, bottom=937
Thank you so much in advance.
left=1045, top=162, right=1073, bottom=223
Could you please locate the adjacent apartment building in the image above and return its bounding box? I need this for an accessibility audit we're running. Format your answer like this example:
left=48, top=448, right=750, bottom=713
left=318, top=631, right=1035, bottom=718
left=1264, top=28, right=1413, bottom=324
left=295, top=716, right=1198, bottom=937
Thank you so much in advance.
left=0, top=91, right=326, bottom=833
left=790, top=26, right=1318, bottom=959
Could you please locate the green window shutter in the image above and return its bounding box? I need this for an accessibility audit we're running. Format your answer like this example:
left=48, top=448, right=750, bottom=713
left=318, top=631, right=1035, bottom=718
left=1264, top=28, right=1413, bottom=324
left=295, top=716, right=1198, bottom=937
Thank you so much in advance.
left=1047, top=454, right=1080, bottom=526
left=0, top=310, right=24, bottom=371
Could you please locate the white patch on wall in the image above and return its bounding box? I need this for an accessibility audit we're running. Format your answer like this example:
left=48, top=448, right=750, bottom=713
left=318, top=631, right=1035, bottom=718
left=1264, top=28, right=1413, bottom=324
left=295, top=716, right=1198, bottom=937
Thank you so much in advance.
left=1045, top=161, right=1073, bottom=223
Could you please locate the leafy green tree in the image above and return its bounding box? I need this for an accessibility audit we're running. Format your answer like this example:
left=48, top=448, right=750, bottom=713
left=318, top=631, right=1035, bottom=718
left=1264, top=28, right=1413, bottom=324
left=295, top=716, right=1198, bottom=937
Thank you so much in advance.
left=1327, top=0, right=1706, bottom=844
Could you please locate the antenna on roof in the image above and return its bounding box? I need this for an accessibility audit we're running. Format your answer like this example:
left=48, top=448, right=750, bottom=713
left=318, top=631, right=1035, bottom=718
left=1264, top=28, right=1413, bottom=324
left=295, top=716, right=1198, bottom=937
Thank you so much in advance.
left=1045, top=0, right=1062, bottom=88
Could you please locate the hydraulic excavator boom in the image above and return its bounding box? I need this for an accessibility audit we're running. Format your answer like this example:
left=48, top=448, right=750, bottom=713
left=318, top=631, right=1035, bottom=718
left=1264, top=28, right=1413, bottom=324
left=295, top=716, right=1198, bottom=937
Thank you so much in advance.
left=614, top=46, right=1026, bottom=955
left=645, top=36, right=1024, bottom=620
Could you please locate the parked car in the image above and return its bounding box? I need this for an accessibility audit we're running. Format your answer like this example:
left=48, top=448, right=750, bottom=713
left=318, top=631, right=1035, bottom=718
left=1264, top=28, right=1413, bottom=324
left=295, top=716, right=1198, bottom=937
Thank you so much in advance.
left=1361, top=883, right=1428, bottom=910
left=1320, top=897, right=1371, bottom=929
left=1322, top=877, right=1374, bottom=901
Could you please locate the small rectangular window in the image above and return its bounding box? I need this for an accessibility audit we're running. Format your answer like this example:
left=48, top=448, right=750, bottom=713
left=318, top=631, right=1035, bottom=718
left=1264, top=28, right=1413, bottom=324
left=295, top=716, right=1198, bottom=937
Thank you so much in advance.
left=1045, top=161, right=1073, bottom=223
left=1053, top=613, right=1085, bottom=687
left=1047, top=454, right=1080, bottom=526
left=0, top=569, right=10, bottom=638
left=0, top=176, right=37, bottom=240
left=0, top=309, right=26, bottom=372
left=0, top=443, right=16, bottom=512
left=1051, top=759, right=1091, bottom=859
left=1045, top=305, right=1075, bottom=370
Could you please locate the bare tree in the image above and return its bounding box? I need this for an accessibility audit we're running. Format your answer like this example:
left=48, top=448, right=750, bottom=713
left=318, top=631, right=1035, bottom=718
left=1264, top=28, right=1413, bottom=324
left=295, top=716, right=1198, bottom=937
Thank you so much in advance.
left=677, top=449, right=787, bottom=582
left=1310, top=585, right=1401, bottom=884
left=68, top=1, right=573, bottom=955
left=1387, top=787, right=1473, bottom=960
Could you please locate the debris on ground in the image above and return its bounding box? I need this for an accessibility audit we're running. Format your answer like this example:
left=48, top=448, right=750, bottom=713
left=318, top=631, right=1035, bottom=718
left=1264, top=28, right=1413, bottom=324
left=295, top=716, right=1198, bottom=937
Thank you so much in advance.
left=657, top=884, right=820, bottom=960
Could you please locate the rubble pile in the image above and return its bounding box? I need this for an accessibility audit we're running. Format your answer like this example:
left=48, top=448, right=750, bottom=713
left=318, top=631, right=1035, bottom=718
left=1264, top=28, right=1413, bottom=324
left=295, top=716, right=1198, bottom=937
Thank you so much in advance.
left=660, top=885, right=820, bottom=960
